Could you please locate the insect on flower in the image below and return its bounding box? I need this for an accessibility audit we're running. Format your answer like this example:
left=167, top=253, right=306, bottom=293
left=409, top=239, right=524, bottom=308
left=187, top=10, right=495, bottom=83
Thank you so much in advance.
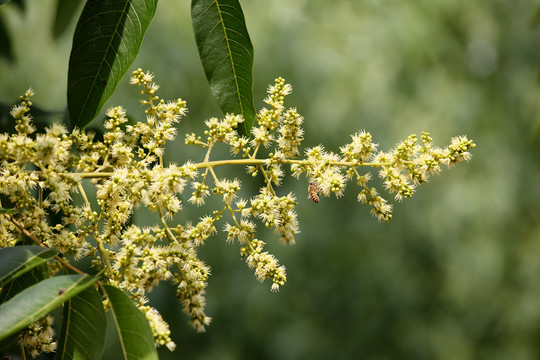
left=308, top=182, right=322, bottom=203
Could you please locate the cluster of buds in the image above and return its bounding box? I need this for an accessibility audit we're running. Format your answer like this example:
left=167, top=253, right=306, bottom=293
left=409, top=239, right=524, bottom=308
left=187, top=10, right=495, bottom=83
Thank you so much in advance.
left=17, top=316, right=57, bottom=358
left=0, top=69, right=474, bottom=355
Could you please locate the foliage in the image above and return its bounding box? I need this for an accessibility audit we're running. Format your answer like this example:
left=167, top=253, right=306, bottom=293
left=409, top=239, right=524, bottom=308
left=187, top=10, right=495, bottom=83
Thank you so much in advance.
left=0, top=1, right=481, bottom=359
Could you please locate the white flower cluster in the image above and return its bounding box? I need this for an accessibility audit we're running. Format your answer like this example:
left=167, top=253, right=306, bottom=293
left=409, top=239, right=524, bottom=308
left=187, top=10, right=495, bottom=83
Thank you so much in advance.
left=289, top=128, right=474, bottom=222
left=373, top=132, right=475, bottom=202
left=139, top=303, right=177, bottom=351
left=0, top=70, right=475, bottom=355
left=18, top=315, right=57, bottom=358
left=240, top=238, right=287, bottom=292
left=250, top=188, right=298, bottom=244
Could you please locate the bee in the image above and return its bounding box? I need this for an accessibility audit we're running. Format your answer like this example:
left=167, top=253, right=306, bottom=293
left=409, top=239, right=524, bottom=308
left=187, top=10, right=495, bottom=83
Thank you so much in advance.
left=308, top=182, right=322, bottom=203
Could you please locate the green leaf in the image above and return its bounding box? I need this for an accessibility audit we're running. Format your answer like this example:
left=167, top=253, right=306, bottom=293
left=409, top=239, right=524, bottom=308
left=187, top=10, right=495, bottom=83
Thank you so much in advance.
left=53, top=0, right=85, bottom=39
left=0, top=274, right=97, bottom=340
left=191, top=0, right=255, bottom=136
left=0, top=207, right=18, bottom=214
left=103, top=285, right=158, bottom=360
left=67, top=0, right=158, bottom=129
left=0, top=263, right=49, bottom=304
left=55, top=286, right=106, bottom=360
left=0, top=0, right=11, bottom=6
left=0, top=246, right=57, bottom=288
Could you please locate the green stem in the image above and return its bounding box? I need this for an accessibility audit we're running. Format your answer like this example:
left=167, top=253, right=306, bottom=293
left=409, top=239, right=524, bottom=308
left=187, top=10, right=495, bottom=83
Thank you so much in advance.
left=20, top=342, right=26, bottom=360
left=208, top=165, right=256, bottom=252
left=157, top=206, right=178, bottom=245
left=208, top=166, right=219, bottom=184
left=200, top=142, right=215, bottom=185
left=94, top=234, right=113, bottom=276
left=94, top=154, right=110, bottom=172
left=250, top=143, right=261, bottom=159
left=78, top=182, right=90, bottom=206
left=27, top=158, right=388, bottom=180
left=38, top=186, right=43, bottom=208
left=257, top=163, right=276, bottom=196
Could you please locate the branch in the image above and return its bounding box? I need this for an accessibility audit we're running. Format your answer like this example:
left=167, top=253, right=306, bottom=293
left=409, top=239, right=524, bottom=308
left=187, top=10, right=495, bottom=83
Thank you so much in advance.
left=67, top=157, right=376, bottom=180
left=9, top=216, right=86, bottom=275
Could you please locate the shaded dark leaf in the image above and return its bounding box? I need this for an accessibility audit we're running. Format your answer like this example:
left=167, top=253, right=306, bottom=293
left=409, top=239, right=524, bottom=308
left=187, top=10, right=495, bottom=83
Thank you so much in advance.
left=55, top=286, right=106, bottom=360
left=0, top=246, right=56, bottom=288
left=67, top=0, right=158, bottom=129
left=0, top=264, right=49, bottom=304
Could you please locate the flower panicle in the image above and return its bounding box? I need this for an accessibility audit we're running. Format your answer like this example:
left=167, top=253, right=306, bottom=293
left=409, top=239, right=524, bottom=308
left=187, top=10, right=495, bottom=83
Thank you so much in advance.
left=1, top=70, right=475, bottom=354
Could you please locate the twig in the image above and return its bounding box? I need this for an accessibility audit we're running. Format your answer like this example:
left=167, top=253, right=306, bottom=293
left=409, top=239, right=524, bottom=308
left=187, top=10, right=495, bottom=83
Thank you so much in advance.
left=9, top=216, right=86, bottom=275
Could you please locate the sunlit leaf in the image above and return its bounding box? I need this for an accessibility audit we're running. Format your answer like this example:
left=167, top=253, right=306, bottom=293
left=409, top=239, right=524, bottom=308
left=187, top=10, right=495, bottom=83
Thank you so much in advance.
left=103, top=285, right=158, bottom=360
left=67, top=0, right=158, bottom=129
left=55, top=286, right=106, bottom=360
left=192, top=0, right=255, bottom=136
left=0, top=275, right=97, bottom=340
left=0, top=246, right=57, bottom=288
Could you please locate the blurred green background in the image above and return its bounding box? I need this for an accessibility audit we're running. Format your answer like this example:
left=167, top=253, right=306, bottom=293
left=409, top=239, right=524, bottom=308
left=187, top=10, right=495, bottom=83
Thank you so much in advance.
left=1, top=0, right=540, bottom=359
